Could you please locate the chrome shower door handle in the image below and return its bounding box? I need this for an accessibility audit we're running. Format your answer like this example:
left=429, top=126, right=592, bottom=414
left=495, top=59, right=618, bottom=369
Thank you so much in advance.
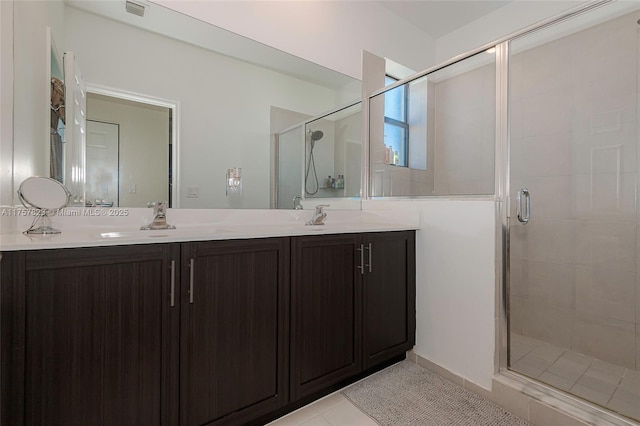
left=516, top=188, right=531, bottom=224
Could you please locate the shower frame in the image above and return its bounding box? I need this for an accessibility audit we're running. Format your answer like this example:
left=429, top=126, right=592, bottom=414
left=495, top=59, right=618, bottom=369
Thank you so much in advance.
left=363, top=0, right=639, bottom=424
left=273, top=99, right=362, bottom=209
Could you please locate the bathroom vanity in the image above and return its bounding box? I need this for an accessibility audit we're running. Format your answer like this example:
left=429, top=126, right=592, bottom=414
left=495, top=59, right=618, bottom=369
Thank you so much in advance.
left=0, top=216, right=416, bottom=426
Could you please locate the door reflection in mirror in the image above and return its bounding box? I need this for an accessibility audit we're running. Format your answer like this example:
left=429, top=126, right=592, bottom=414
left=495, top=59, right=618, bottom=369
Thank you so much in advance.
left=86, top=93, right=171, bottom=208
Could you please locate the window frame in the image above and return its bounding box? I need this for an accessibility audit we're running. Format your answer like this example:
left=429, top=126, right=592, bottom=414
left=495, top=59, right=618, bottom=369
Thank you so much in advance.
left=383, top=75, right=409, bottom=167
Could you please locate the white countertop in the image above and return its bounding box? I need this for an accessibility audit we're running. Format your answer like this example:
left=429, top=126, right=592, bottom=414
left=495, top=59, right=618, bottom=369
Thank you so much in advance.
left=0, top=207, right=420, bottom=251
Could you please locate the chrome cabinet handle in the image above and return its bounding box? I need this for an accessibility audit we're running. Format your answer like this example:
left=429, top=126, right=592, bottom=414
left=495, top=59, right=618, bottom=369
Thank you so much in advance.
left=364, top=243, right=372, bottom=273
left=170, top=260, right=176, bottom=307
left=516, top=188, right=530, bottom=224
left=189, top=258, right=194, bottom=304
left=356, top=244, right=365, bottom=275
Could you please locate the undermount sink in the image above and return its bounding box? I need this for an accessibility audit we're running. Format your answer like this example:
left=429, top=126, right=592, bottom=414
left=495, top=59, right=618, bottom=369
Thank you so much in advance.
left=99, top=226, right=227, bottom=239
left=100, top=230, right=176, bottom=239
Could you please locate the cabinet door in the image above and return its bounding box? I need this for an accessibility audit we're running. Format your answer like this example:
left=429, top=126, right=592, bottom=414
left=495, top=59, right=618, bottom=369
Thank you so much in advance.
left=362, top=231, right=416, bottom=369
left=180, top=238, right=289, bottom=426
left=1, top=244, right=179, bottom=426
left=290, top=234, right=362, bottom=401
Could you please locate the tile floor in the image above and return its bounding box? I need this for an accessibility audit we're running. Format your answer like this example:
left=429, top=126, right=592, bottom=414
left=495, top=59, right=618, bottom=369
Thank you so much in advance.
left=267, top=392, right=378, bottom=426
left=511, top=333, right=640, bottom=422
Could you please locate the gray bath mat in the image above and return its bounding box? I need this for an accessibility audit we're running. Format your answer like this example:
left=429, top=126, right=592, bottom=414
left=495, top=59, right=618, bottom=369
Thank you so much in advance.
left=342, top=360, right=530, bottom=426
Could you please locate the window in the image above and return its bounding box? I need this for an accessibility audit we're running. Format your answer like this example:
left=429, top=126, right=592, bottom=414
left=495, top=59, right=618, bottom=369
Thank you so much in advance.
left=383, top=75, right=408, bottom=167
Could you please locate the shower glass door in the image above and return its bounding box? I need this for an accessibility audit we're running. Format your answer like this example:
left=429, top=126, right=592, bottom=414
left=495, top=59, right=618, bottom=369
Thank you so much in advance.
left=508, top=3, right=640, bottom=421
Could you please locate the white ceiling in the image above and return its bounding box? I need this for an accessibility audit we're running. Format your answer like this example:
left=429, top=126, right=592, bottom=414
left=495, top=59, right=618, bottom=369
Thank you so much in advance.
left=377, top=1, right=513, bottom=38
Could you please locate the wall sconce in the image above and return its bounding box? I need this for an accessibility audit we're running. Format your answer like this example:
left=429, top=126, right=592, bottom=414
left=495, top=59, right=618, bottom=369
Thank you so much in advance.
left=226, top=167, right=242, bottom=196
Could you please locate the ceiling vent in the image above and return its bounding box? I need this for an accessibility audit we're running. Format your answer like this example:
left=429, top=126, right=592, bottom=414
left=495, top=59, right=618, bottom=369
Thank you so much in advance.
left=125, top=1, right=146, bottom=17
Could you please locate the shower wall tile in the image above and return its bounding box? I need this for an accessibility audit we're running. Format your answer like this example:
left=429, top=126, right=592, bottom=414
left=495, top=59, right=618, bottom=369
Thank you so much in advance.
left=521, top=88, right=573, bottom=139
left=573, top=173, right=636, bottom=223
left=523, top=175, right=573, bottom=220
left=636, top=327, right=639, bottom=370
left=508, top=257, right=525, bottom=298
left=573, top=14, right=638, bottom=87
left=573, top=83, right=637, bottom=137
left=572, top=314, right=636, bottom=370
left=519, top=219, right=577, bottom=264
left=509, top=98, right=523, bottom=141
left=637, top=273, right=640, bottom=325
left=515, top=132, right=573, bottom=178
left=571, top=128, right=637, bottom=178
left=575, top=266, right=636, bottom=324
left=509, top=57, right=524, bottom=101
left=522, top=259, right=575, bottom=309
left=435, top=64, right=494, bottom=113
left=509, top=5, right=640, bottom=384
left=446, top=180, right=492, bottom=195
left=509, top=223, right=525, bottom=260
left=509, top=296, right=525, bottom=335
left=575, top=221, right=636, bottom=273
left=518, top=37, right=574, bottom=101
left=409, top=169, right=433, bottom=196
left=520, top=302, right=573, bottom=348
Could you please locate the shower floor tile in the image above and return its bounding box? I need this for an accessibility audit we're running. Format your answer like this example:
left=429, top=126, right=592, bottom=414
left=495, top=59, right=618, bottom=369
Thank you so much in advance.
left=510, top=333, right=640, bottom=423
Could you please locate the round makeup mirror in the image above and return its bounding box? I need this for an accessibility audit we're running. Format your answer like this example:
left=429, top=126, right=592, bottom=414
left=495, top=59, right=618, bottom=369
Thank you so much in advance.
left=17, top=177, right=71, bottom=234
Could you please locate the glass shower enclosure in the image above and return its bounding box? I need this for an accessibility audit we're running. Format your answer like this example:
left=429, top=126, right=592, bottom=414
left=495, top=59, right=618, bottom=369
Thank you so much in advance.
left=362, top=1, right=640, bottom=422
left=275, top=102, right=362, bottom=209
left=507, top=3, right=640, bottom=422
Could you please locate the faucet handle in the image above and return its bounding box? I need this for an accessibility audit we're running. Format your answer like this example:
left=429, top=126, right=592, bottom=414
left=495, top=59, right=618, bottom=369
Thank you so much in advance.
left=147, top=201, right=167, bottom=213
left=315, top=204, right=330, bottom=213
left=141, top=201, right=175, bottom=230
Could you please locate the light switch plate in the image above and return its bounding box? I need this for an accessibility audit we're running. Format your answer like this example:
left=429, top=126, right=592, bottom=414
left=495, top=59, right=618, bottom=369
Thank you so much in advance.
left=187, top=187, right=199, bottom=198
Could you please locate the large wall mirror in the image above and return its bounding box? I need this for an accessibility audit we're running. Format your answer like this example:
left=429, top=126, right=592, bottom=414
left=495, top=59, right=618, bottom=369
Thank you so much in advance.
left=11, top=0, right=362, bottom=209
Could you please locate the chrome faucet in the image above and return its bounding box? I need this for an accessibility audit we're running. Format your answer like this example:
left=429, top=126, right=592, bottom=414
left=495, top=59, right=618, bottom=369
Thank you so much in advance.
left=141, top=201, right=176, bottom=230
left=306, top=204, right=329, bottom=226
left=293, top=195, right=303, bottom=210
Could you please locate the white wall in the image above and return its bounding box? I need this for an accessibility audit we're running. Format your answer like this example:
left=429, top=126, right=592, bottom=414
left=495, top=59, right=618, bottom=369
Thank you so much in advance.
left=0, top=0, right=13, bottom=207
left=152, top=0, right=437, bottom=81
left=364, top=199, right=497, bottom=389
left=62, top=6, right=346, bottom=209
left=433, top=62, right=495, bottom=195
left=11, top=0, right=65, bottom=205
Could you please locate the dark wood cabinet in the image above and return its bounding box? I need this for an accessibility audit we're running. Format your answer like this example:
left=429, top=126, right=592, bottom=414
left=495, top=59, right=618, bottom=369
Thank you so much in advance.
left=0, top=244, right=179, bottom=426
left=290, top=231, right=415, bottom=401
left=1, top=230, right=414, bottom=426
left=179, top=238, right=289, bottom=426
left=290, top=234, right=362, bottom=401
left=362, top=231, right=416, bottom=369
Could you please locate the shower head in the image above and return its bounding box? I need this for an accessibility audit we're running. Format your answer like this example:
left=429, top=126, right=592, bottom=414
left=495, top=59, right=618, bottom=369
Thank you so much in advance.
left=309, top=130, right=324, bottom=142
